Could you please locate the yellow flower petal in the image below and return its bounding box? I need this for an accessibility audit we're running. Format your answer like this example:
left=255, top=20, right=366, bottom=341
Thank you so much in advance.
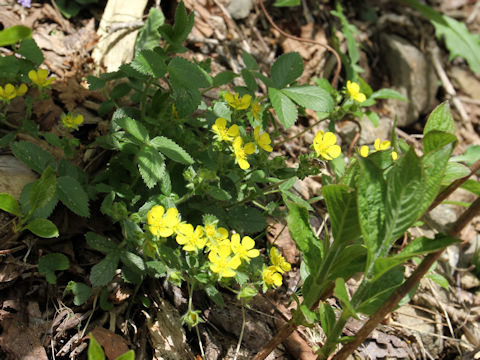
left=244, top=142, right=256, bottom=155
left=360, top=145, right=369, bottom=157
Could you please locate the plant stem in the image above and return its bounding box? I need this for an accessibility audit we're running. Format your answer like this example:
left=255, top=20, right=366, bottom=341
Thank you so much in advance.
left=233, top=303, right=246, bottom=360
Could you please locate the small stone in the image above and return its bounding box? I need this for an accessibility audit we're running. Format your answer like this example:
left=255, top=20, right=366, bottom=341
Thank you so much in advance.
left=227, top=0, right=253, bottom=20
left=0, top=155, right=37, bottom=200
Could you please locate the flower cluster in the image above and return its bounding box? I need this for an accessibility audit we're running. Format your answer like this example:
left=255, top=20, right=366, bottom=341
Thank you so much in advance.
left=313, top=131, right=341, bottom=160
left=146, top=206, right=260, bottom=279
left=262, top=247, right=291, bottom=288
left=346, top=80, right=366, bottom=103
left=28, top=69, right=55, bottom=88
left=0, top=83, right=27, bottom=102
left=360, top=138, right=398, bottom=160
left=211, top=93, right=273, bottom=170
left=61, top=112, right=84, bottom=130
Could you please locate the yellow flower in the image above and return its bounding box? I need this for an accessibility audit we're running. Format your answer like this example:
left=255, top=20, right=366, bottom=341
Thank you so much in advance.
left=28, top=68, right=55, bottom=88
left=0, top=83, right=28, bottom=102
left=212, top=118, right=239, bottom=142
left=147, top=205, right=181, bottom=237
left=208, top=244, right=241, bottom=278
left=176, top=223, right=207, bottom=252
left=360, top=145, right=370, bottom=158
left=374, top=138, right=391, bottom=151
left=391, top=151, right=398, bottom=161
left=61, top=112, right=84, bottom=130
left=251, top=100, right=262, bottom=120
left=270, top=247, right=291, bottom=274
left=359, top=138, right=398, bottom=160
left=263, top=265, right=283, bottom=287
left=254, top=126, right=273, bottom=152
left=313, top=131, right=341, bottom=160
left=346, top=80, right=366, bottom=103
left=232, top=136, right=256, bottom=170
left=230, top=233, right=259, bottom=263
left=225, top=92, right=252, bottom=110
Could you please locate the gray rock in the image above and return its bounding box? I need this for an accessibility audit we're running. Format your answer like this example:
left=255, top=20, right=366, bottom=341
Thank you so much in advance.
left=380, top=34, right=438, bottom=127
left=0, top=156, right=37, bottom=200
left=227, top=0, right=253, bottom=19
left=337, top=115, right=391, bottom=146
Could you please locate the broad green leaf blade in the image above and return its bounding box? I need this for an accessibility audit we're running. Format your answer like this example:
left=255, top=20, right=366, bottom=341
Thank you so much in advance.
left=115, top=116, right=149, bottom=142
left=18, top=38, right=43, bottom=65
left=57, top=176, right=90, bottom=217
left=322, top=185, right=360, bottom=245
left=38, top=253, right=69, bottom=284
left=159, top=1, right=194, bottom=45
left=451, top=145, right=480, bottom=166
left=213, top=71, right=238, bottom=87
left=423, top=102, right=455, bottom=135
left=88, top=334, right=106, bottom=360
left=443, top=161, right=470, bottom=185
left=135, top=7, right=165, bottom=52
left=268, top=87, right=298, bottom=129
left=137, top=145, right=165, bottom=188
left=357, top=157, right=387, bottom=267
left=329, top=245, right=367, bottom=281
left=86, top=232, right=118, bottom=253
left=270, top=52, right=304, bottom=89
left=90, top=254, right=119, bottom=287
left=242, top=50, right=259, bottom=70
left=227, top=206, right=266, bottom=234
left=10, top=141, right=56, bottom=174
left=461, top=179, right=480, bottom=196
left=398, top=234, right=457, bottom=259
left=423, top=131, right=457, bottom=154
left=0, top=193, right=22, bottom=217
left=381, top=148, right=425, bottom=258
left=115, top=350, right=135, bottom=360
left=286, top=202, right=322, bottom=274
left=65, top=281, right=92, bottom=306
left=0, top=25, right=32, bottom=46
left=120, top=251, right=146, bottom=272
left=25, top=218, right=59, bottom=238
left=281, top=86, right=334, bottom=112
left=150, top=136, right=194, bottom=165
left=131, top=49, right=167, bottom=78
left=30, top=166, right=56, bottom=211
left=370, top=88, right=408, bottom=101
left=334, top=278, right=358, bottom=318
left=168, top=57, right=210, bottom=89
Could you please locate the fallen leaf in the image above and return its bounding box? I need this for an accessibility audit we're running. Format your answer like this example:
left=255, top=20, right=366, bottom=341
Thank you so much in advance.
left=89, top=327, right=130, bottom=360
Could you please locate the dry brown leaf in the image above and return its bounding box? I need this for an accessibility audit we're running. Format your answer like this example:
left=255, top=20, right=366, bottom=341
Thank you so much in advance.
left=89, top=327, right=130, bottom=360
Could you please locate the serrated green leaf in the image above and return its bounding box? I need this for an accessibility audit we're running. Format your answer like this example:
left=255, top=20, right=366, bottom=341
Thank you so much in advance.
left=270, top=52, right=304, bottom=88
left=0, top=25, right=32, bottom=47
left=110, top=83, right=131, bottom=100
left=168, top=57, right=210, bottom=89
left=227, top=206, right=266, bottom=234
left=158, top=1, right=194, bottom=47
left=241, top=69, right=258, bottom=92
left=334, top=278, right=358, bottom=318
left=370, top=88, right=408, bottom=101
left=18, top=38, right=43, bottom=65
left=120, top=251, right=145, bottom=272
left=213, top=71, right=238, bottom=87
left=115, top=116, right=149, bottom=142
left=10, top=141, right=56, bottom=174
left=150, top=136, right=194, bottom=165
left=88, top=334, right=105, bottom=360
left=322, top=185, right=360, bottom=245
left=424, top=102, right=455, bottom=135
left=137, top=145, right=165, bottom=188
left=20, top=182, right=58, bottom=220
left=136, top=7, right=165, bottom=52
left=90, top=254, right=119, bottom=287
left=65, top=281, right=92, bottom=306
left=268, top=87, right=298, bottom=129
left=146, top=260, right=167, bottom=277
left=86, top=232, right=118, bottom=253
left=87, top=75, right=106, bottom=91
left=25, top=217, right=59, bottom=238
left=0, top=193, right=22, bottom=217
left=57, top=176, right=90, bottom=217
left=131, top=49, right=167, bottom=78
left=38, top=253, right=69, bottom=284
left=281, top=85, right=334, bottom=112
left=171, top=86, right=201, bottom=117
left=30, top=166, right=56, bottom=211
left=242, top=51, right=259, bottom=70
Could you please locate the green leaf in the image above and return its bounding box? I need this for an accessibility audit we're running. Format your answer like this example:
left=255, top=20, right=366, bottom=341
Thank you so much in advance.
left=115, top=116, right=149, bottom=142
left=38, top=253, right=69, bottom=284
left=427, top=272, right=449, bottom=290
left=88, top=334, right=105, bottom=360
left=205, top=284, right=225, bottom=306
left=90, top=254, right=119, bottom=287
left=270, top=52, right=304, bottom=88
left=86, top=232, right=118, bottom=253
left=334, top=278, right=358, bottom=318
left=65, top=281, right=92, bottom=306
left=451, top=145, right=480, bottom=166
left=115, top=350, right=135, bottom=360
left=25, top=218, right=59, bottom=238
left=158, top=1, right=194, bottom=47
left=274, top=0, right=300, bottom=6
left=423, top=131, right=457, bottom=154
left=365, top=110, right=380, bottom=127
left=0, top=193, right=22, bottom=217
left=137, top=145, right=165, bottom=188
left=57, top=176, right=90, bottom=217
left=120, top=251, right=145, bottom=272
left=242, top=51, right=259, bottom=70
left=424, top=102, right=455, bottom=135
left=241, top=69, right=258, bottom=92
left=171, top=86, right=201, bottom=117
left=268, top=87, right=298, bottom=129
left=227, top=206, right=267, bottom=234
left=213, top=71, right=238, bottom=87
left=443, top=161, right=470, bottom=185
left=136, top=8, right=165, bottom=51
left=131, top=49, right=167, bottom=78
left=55, top=0, right=81, bottom=18
left=329, top=245, right=367, bottom=281
left=20, top=183, right=58, bottom=220
left=281, top=86, right=334, bottom=112
left=399, top=234, right=457, bottom=259
left=146, top=260, right=167, bottom=277
left=10, top=141, right=56, bottom=174
left=30, top=166, right=56, bottom=211
left=370, top=88, right=408, bottom=101
left=322, top=185, right=360, bottom=245
left=168, top=57, right=210, bottom=89
left=0, top=25, right=32, bottom=47
left=461, top=179, right=480, bottom=196
left=318, top=302, right=336, bottom=338
left=150, top=136, right=194, bottom=165
left=18, top=38, right=43, bottom=65
left=286, top=202, right=322, bottom=274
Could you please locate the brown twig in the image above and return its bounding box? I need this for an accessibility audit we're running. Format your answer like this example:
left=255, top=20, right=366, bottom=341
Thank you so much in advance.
left=331, top=197, right=480, bottom=360
left=257, top=0, right=342, bottom=87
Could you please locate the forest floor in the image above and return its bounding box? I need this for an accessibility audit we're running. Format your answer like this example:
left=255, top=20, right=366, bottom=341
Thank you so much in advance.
left=0, top=0, right=480, bottom=359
